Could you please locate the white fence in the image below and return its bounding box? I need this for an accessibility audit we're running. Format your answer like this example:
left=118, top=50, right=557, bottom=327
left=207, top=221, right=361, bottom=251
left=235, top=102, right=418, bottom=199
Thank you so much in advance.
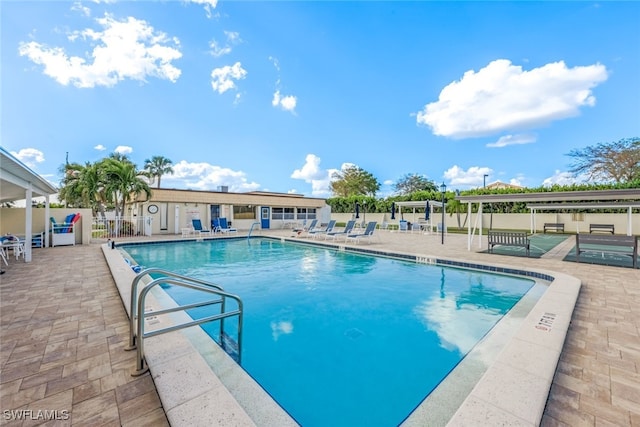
left=91, top=216, right=152, bottom=242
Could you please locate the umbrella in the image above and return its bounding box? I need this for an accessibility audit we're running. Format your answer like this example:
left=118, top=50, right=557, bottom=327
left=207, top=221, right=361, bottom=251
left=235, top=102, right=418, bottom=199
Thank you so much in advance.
left=425, top=201, right=430, bottom=221
left=355, top=202, right=360, bottom=219
left=391, top=202, right=396, bottom=220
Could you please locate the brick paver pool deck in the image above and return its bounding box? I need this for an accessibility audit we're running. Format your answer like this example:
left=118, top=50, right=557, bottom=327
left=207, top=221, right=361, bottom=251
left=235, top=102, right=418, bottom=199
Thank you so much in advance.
left=1, top=230, right=638, bottom=426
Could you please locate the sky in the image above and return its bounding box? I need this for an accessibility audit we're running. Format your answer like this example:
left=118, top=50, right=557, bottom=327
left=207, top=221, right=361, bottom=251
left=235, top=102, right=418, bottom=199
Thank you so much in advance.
left=2, top=0, right=639, bottom=200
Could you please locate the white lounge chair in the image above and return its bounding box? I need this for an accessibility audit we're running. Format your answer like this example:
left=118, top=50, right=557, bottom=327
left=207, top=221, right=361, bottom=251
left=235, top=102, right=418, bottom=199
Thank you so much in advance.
left=325, top=220, right=356, bottom=241
left=192, top=219, right=212, bottom=236
left=309, top=220, right=337, bottom=239
left=345, top=221, right=377, bottom=244
left=294, top=219, right=318, bottom=237
left=214, top=218, right=237, bottom=234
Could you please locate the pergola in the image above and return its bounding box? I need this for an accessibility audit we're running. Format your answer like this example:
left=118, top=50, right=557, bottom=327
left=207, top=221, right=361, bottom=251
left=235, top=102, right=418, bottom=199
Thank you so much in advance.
left=455, top=189, right=640, bottom=251
left=0, top=147, right=58, bottom=262
left=393, top=200, right=446, bottom=230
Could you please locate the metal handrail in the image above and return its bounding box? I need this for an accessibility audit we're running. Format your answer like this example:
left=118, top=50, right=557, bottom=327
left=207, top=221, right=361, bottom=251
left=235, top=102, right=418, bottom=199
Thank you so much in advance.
left=248, top=221, right=260, bottom=238
left=126, top=268, right=224, bottom=350
left=130, top=275, right=243, bottom=376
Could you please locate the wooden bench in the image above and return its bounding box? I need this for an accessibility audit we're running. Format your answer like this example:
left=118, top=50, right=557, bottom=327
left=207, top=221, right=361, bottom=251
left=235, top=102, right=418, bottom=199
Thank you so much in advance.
left=590, top=224, right=615, bottom=234
left=543, top=223, right=565, bottom=233
left=488, top=231, right=530, bottom=257
left=576, top=234, right=638, bottom=269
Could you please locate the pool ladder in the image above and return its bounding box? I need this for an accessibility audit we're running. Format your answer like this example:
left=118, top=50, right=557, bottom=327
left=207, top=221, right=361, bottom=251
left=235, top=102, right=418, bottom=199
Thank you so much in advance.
left=248, top=221, right=260, bottom=238
left=125, top=268, right=243, bottom=376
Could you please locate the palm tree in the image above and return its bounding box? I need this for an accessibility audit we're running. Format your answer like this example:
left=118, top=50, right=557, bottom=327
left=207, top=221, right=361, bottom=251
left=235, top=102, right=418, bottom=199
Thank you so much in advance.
left=144, top=156, right=174, bottom=188
left=102, top=158, right=152, bottom=218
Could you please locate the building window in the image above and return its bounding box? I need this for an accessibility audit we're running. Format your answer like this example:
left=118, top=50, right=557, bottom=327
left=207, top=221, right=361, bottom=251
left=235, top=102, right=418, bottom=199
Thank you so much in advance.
left=233, top=205, right=256, bottom=219
left=297, top=208, right=316, bottom=220
left=272, top=207, right=294, bottom=220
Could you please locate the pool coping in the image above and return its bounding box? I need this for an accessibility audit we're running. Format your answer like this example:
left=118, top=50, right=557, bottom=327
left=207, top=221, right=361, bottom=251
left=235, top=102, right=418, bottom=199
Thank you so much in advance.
left=103, top=236, right=581, bottom=427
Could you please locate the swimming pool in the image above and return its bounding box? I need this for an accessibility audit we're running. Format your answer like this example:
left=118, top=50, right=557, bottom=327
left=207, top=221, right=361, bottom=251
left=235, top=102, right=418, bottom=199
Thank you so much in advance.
left=122, top=238, right=536, bottom=426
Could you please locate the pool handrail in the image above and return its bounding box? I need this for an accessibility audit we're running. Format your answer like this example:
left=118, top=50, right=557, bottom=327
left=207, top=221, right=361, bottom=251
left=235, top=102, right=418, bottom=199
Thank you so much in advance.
left=129, top=275, right=243, bottom=376
left=126, top=268, right=225, bottom=351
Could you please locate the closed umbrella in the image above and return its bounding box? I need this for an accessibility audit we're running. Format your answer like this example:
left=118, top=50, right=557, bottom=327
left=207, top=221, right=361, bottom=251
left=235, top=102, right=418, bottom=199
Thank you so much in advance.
left=425, top=201, right=430, bottom=221
left=391, top=202, right=396, bottom=220
left=355, top=203, right=360, bottom=219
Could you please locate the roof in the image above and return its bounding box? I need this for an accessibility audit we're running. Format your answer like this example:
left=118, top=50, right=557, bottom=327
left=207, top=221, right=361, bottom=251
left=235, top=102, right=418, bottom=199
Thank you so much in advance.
left=394, top=200, right=445, bottom=208
left=0, top=146, right=58, bottom=203
left=455, top=188, right=640, bottom=204
left=527, top=202, right=640, bottom=210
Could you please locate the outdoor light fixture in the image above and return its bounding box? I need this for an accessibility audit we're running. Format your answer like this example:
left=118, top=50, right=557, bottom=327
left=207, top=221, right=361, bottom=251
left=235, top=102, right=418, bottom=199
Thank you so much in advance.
left=483, top=174, right=489, bottom=188
left=440, top=182, right=447, bottom=244
left=363, top=200, right=367, bottom=225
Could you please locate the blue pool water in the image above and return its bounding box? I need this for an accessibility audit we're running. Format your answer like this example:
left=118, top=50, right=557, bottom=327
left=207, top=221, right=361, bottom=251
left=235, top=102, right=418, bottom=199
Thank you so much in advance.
left=123, top=238, right=535, bottom=426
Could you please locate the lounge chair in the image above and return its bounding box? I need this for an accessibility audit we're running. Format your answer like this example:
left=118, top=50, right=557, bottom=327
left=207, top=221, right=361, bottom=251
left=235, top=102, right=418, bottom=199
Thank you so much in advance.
left=309, top=220, right=337, bottom=239
left=294, top=219, right=318, bottom=237
left=192, top=219, right=212, bottom=236
left=213, top=218, right=237, bottom=234
left=324, top=220, right=356, bottom=241
left=345, top=221, right=377, bottom=244
left=398, top=220, right=408, bottom=232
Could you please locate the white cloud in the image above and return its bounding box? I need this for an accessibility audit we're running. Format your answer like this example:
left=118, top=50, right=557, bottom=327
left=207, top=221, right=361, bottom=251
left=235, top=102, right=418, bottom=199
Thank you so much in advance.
left=209, top=31, right=241, bottom=58
left=210, top=62, right=247, bottom=94
left=290, top=154, right=337, bottom=197
left=94, top=144, right=106, bottom=151
left=542, top=170, right=580, bottom=187
left=71, top=2, right=91, bottom=17
left=10, top=148, right=45, bottom=169
left=19, top=14, right=182, bottom=88
left=209, top=40, right=231, bottom=58
left=443, top=165, right=493, bottom=187
left=114, top=145, right=132, bottom=155
left=416, top=59, right=608, bottom=139
left=186, top=0, right=219, bottom=18
left=486, top=133, right=536, bottom=148
left=272, top=90, right=297, bottom=113
left=165, top=160, right=260, bottom=192
left=269, top=56, right=280, bottom=72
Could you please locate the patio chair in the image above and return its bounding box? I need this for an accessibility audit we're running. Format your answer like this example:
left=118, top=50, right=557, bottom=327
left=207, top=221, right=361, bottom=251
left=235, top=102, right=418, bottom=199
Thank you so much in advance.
left=192, top=219, right=212, bottom=236
left=398, top=220, right=408, bottom=232
left=309, top=220, right=337, bottom=239
left=345, top=221, right=378, bottom=244
left=0, top=235, right=25, bottom=260
left=294, top=219, right=318, bottom=237
left=325, top=220, right=356, bottom=241
left=213, top=218, right=237, bottom=234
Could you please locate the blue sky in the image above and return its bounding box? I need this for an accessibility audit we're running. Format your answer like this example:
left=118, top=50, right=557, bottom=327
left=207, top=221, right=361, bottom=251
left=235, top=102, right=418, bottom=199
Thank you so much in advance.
left=2, top=1, right=639, bottom=199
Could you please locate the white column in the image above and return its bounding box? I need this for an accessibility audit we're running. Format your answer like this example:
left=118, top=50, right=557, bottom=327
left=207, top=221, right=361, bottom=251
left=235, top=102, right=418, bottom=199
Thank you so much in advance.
left=25, top=187, right=33, bottom=262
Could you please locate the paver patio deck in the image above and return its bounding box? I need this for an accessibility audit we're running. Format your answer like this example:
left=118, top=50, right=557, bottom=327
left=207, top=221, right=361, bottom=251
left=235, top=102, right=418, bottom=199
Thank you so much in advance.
left=1, top=229, right=638, bottom=426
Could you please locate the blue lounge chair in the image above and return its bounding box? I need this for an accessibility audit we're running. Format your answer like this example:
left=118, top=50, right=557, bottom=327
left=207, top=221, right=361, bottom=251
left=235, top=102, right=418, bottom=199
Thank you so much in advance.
left=345, top=221, right=377, bottom=244
left=309, top=220, right=337, bottom=239
left=325, top=220, right=356, bottom=241
left=192, top=219, right=212, bottom=235
left=294, top=219, right=318, bottom=237
left=213, top=218, right=237, bottom=234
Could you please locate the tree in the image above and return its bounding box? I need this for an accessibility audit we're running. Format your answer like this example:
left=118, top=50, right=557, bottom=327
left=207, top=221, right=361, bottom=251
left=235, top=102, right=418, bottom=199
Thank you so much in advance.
left=567, top=137, right=640, bottom=183
left=102, top=158, right=152, bottom=217
left=330, top=165, right=380, bottom=197
left=393, top=173, right=437, bottom=195
left=144, top=155, right=174, bottom=188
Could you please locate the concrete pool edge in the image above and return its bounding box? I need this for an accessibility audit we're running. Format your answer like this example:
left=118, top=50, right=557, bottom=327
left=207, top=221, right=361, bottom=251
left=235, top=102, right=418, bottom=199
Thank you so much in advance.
left=104, top=238, right=581, bottom=426
left=102, top=243, right=297, bottom=427
left=282, top=237, right=582, bottom=426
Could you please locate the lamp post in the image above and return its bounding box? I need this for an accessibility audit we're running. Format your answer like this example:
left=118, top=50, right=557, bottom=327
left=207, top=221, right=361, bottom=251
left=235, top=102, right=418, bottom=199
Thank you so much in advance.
left=440, top=182, right=447, bottom=244
left=483, top=174, right=488, bottom=188
left=363, top=200, right=367, bottom=226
